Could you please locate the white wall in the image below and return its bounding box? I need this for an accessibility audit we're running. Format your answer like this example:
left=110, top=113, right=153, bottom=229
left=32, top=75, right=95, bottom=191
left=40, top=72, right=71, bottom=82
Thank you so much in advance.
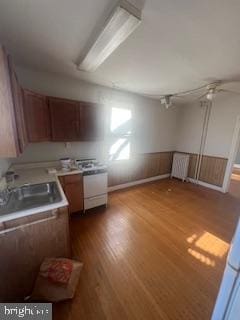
left=13, top=66, right=178, bottom=163
left=175, top=102, right=205, bottom=155
left=176, top=94, right=240, bottom=159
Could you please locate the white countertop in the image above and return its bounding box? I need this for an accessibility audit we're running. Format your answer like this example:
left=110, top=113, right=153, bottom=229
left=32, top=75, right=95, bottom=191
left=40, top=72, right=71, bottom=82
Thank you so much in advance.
left=0, top=162, right=83, bottom=223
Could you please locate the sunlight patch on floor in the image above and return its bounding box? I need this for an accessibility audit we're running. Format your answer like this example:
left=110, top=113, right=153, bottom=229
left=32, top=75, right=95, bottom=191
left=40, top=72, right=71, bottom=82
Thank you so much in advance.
left=187, top=234, right=198, bottom=244
left=188, top=248, right=216, bottom=267
left=187, top=231, right=230, bottom=266
left=195, top=232, right=229, bottom=258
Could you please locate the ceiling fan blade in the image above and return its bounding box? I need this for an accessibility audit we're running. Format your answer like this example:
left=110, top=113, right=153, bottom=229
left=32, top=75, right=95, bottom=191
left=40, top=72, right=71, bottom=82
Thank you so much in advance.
left=221, top=77, right=240, bottom=84
left=173, top=95, right=185, bottom=99
left=204, top=77, right=240, bottom=85
left=218, top=89, right=240, bottom=95
left=194, top=93, right=207, bottom=100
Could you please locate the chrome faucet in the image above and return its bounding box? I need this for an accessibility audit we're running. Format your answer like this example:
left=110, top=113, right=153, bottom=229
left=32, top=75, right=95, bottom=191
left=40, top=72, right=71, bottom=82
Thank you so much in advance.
left=0, top=188, right=10, bottom=207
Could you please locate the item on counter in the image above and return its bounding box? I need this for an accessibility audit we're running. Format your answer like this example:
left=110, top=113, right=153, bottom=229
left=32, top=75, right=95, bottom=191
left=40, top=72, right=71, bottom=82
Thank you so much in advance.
left=31, top=258, right=83, bottom=302
left=60, top=158, right=72, bottom=171
left=46, top=168, right=57, bottom=175
left=5, top=171, right=16, bottom=183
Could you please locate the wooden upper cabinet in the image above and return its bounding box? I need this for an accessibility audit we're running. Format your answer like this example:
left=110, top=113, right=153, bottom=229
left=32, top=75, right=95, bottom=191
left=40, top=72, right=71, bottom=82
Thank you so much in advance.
left=49, top=97, right=80, bottom=141
left=22, top=95, right=105, bottom=143
left=23, top=90, right=50, bottom=142
left=0, top=45, right=21, bottom=157
left=8, top=57, right=28, bottom=152
left=79, top=102, right=104, bottom=141
left=0, top=45, right=104, bottom=155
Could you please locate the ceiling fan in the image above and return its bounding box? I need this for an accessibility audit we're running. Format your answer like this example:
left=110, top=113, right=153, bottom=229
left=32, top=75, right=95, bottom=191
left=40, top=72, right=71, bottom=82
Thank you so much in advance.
left=159, top=90, right=196, bottom=108
left=158, top=83, right=212, bottom=108
left=159, top=80, right=240, bottom=108
left=196, top=81, right=240, bottom=101
left=160, top=95, right=174, bottom=109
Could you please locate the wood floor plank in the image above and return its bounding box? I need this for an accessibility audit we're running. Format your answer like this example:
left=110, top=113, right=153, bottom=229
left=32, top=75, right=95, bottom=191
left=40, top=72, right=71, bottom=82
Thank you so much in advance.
left=53, top=178, right=240, bottom=320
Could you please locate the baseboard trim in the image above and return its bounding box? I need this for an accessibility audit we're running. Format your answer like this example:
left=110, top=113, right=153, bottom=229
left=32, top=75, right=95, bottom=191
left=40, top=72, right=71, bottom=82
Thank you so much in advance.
left=108, top=175, right=224, bottom=193
left=108, top=174, right=170, bottom=192
left=188, top=178, right=224, bottom=192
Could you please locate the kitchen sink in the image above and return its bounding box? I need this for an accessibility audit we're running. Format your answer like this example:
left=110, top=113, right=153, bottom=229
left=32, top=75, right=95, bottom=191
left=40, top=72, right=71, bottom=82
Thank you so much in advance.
left=0, top=182, right=62, bottom=216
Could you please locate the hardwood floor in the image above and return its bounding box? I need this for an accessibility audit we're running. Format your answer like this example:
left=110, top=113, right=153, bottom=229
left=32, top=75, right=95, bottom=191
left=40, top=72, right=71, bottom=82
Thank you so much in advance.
left=53, top=179, right=240, bottom=320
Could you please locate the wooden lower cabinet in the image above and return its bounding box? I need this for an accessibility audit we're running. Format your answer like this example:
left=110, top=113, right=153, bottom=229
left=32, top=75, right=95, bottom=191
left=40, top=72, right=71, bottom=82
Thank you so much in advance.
left=0, top=207, right=70, bottom=301
left=59, top=174, right=84, bottom=213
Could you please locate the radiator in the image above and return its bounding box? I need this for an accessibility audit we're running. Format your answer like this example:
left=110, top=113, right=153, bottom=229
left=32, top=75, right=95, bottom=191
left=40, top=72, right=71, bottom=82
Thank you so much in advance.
left=171, top=152, right=190, bottom=181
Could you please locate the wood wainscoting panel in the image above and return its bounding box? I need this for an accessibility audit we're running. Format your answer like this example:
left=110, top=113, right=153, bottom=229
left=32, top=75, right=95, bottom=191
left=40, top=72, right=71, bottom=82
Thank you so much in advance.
left=108, top=152, right=173, bottom=187
left=186, top=153, right=227, bottom=187
left=199, top=155, right=227, bottom=187
left=108, top=151, right=227, bottom=188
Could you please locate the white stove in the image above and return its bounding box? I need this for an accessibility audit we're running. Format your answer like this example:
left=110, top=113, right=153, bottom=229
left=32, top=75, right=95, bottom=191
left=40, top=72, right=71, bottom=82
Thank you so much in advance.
left=75, top=159, right=108, bottom=211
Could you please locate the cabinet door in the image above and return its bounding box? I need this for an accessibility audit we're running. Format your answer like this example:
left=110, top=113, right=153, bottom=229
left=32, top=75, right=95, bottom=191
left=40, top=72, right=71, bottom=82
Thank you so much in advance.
left=79, top=102, right=104, bottom=141
left=0, top=45, right=19, bottom=157
left=8, top=57, right=28, bottom=152
left=49, top=97, right=79, bottom=141
left=0, top=208, right=70, bottom=301
left=61, top=175, right=83, bottom=213
left=23, top=90, right=50, bottom=142
left=64, top=183, right=84, bottom=213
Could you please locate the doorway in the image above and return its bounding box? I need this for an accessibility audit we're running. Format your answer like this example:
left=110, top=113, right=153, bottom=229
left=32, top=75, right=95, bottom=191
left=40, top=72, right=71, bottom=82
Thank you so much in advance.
left=228, top=145, right=240, bottom=197
left=223, top=115, right=240, bottom=196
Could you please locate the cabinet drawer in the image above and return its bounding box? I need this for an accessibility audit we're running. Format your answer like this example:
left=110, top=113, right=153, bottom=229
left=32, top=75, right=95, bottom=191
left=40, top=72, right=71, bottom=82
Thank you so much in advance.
left=62, top=174, right=82, bottom=185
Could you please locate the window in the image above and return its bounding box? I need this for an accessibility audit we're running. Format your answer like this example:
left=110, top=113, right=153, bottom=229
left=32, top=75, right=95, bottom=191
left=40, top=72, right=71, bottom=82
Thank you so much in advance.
left=108, top=107, right=132, bottom=161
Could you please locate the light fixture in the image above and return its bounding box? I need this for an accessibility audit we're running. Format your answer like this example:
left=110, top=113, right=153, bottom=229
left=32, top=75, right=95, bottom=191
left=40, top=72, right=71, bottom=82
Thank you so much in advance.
left=205, top=83, right=219, bottom=101
left=78, top=0, right=141, bottom=72
left=161, top=95, right=173, bottom=109
left=206, top=89, right=215, bottom=101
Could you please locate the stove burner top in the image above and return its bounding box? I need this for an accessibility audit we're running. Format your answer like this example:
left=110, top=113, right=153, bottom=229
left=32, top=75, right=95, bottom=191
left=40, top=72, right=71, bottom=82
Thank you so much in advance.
left=75, top=159, right=107, bottom=174
left=82, top=163, right=94, bottom=169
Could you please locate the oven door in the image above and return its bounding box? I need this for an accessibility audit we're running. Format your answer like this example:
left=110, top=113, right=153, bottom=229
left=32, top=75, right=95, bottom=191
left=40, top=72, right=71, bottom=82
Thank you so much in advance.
left=83, top=173, right=108, bottom=198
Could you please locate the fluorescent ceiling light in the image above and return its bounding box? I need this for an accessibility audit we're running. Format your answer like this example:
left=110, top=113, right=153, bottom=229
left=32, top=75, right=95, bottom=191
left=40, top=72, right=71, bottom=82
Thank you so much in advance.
left=78, top=1, right=141, bottom=72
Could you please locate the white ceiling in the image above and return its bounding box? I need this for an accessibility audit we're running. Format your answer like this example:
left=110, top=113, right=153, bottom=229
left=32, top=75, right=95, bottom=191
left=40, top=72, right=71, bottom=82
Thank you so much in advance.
left=1, top=0, right=240, bottom=97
